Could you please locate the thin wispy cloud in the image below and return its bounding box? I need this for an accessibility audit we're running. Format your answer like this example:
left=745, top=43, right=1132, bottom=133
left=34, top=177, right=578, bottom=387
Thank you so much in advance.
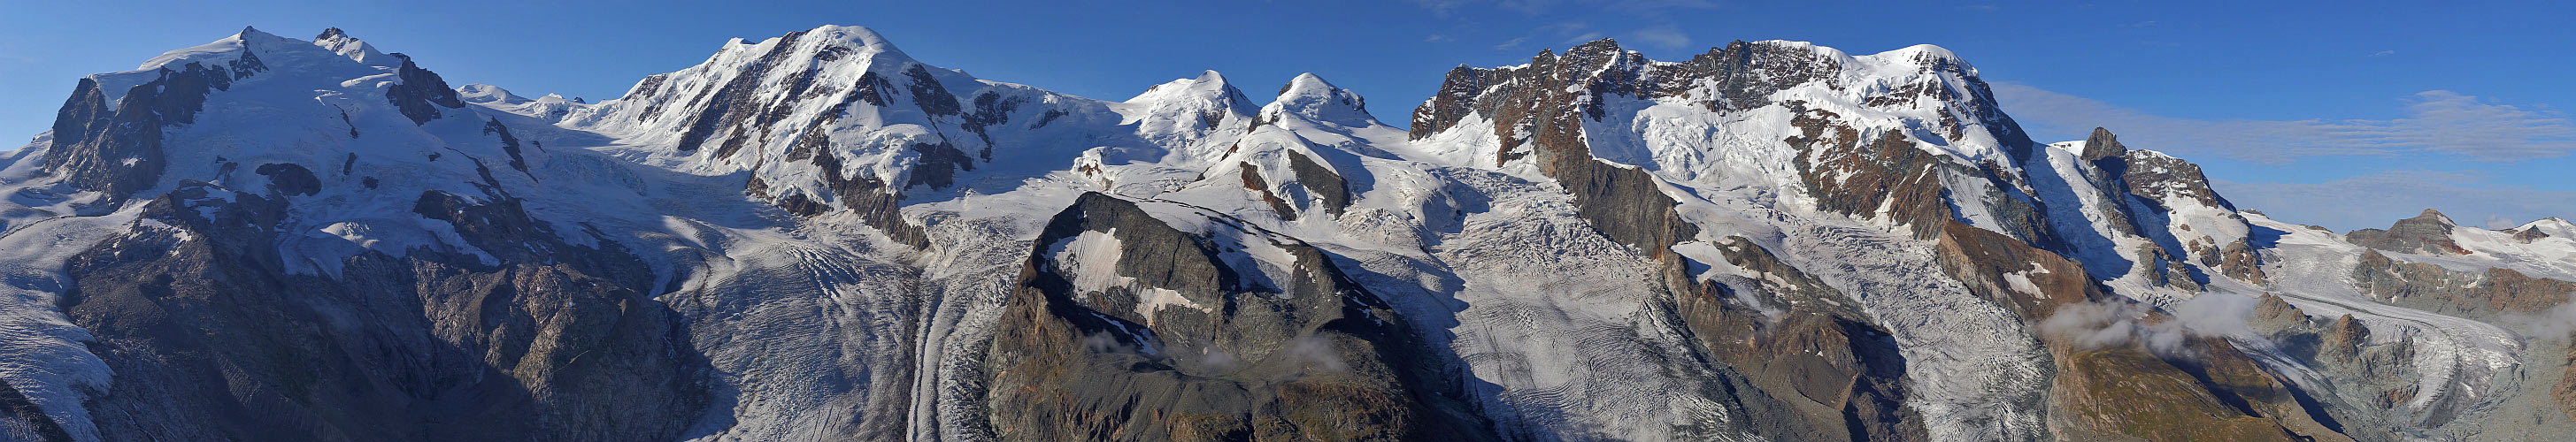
left=2369, top=50, right=2395, bottom=57
left=1426, top=34, right=1457, bottom=42
left=1412, top=0, right=1717, bottom=15
left=2214, top=171, right=2576, bottom=232
left=1993, top=82, right=2576, bottom=162
left=1495, top=21, right=1590, bottom=50
left=1627, top=27, right=1691, bottom=49
left=1409, top=0, right=1475, bottom=16
left=1420, top=0, right=1714, bottom=52
left=1537, top=21, right=1591, bottom=34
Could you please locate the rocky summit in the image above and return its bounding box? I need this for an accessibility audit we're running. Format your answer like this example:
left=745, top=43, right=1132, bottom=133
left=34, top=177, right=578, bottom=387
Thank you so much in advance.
left=0, top=25, right=2572, bottom=442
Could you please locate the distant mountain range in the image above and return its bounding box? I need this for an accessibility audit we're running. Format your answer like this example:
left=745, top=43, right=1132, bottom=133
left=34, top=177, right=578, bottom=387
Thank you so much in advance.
left=0, top=25, right=2571, bottom=441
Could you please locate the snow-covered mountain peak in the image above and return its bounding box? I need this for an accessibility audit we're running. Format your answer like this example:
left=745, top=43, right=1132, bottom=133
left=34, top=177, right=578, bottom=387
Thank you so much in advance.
left=2523, top=217, right=2574, bottom=232
left=802, top=25, right=911, bottom=63
left=133, top=27, right=282, bottom=72
left=1128, top=70, right=1248, bottom=105
left=1858, top=43, right=1970, bottom=72
left=2513, top=217, right=2576, bottom=243
left=1120, top=70, right=1256, bottom=140
left=311, top=27, right=394, bottom=66
left=458, top=83, right=528, bottom=104
left=16, top=24, right=2576, bottom=442
left=462, top=83, right=588, bottom=122
left=1260, top=72, right=1374, bottom=127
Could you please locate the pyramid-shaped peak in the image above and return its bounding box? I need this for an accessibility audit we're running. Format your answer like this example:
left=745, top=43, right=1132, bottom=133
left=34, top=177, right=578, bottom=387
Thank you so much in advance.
left=1278, top=72, right=1336, bottom=96
left=2081, top=127, right=2126, bottom=160
left=1266, top=72, right=1374, bottom=127
left=311, top=27, right=393, bottom=66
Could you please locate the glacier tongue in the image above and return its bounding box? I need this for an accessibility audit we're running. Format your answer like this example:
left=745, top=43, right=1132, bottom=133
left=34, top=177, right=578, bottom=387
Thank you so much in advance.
left=2, top=23, right=2572, bottom=442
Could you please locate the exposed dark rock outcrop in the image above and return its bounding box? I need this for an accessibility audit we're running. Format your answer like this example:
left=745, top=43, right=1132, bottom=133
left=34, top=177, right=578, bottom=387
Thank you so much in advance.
left=1788, top=107, right=1955, bottom=239
left=677, top=30, right=808, bottom=154
left=904, top=141, right=976, bottom=189
left=1932, top=220, right=2104, bottom=321
left=1411, top=39, right=2032, bottom=157
left=2079, top=127, right=2126, bottom=161
left=982, top=193, right=1495, bottom=441
left=483, top=119, right=530, bottom=173
left=2134, top=245, right=2205, bottom=292
left=782, top=138, right=929, bottom=248
left=2348, top=210, right=2469, bottom=255
left=1283, top=151, right=1349, bottom=217
left=2557, top=344, right=2576, bottom=422
left=2118, top=150, right=2234, bottom=211
left=2353, top=249, right=2576, bottom=317
left=58, top=182, right=707, bottom=441
left=385, top=53, right=465, bottom=125
left=252, top=163, right=319, bottom=196
left=1404, top=39, right=1699, bottom=255
left=2325, top=315, right=2370, bottom=362
left=1238, top=164, right=1297, bottom=220
left=1662, top=237, right=1928, bottom=441
left=2518, top=226, right=2554, bottom=242
left=44, top=48, right=265, bottom=198
left=2049, top=335, right=2340, bottom=441
left=2218, top=239, right=2268, bottom=284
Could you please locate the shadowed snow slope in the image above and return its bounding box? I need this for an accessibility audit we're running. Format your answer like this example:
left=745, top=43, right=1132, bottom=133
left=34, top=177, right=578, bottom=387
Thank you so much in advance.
left=0, top=24, right=2571, bottom=442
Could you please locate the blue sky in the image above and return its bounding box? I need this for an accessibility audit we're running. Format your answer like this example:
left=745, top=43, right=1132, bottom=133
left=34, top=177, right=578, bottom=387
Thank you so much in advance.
left=3, top=0, right=2569, bottom=231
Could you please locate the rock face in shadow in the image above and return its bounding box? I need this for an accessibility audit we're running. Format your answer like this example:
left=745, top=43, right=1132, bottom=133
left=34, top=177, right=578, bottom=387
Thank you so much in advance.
left=57, top=182, right=707, bottom=441
left=44, top=50, right=265, bottom=199
left=252, top=163, right=319, bottom=196
left=0, top=381, right=70, bottom=442
left=981, top=193, right=1494, bottom=441
left=1662, top=237, right=1929, bottom=441
left=385, top=53, right=466, bottom=125
left=1282, top=150, right=1349, bottom=217
left=2246, top=293, right=2426, bottom=435
left=2079, top=127, right=2126, bottom=161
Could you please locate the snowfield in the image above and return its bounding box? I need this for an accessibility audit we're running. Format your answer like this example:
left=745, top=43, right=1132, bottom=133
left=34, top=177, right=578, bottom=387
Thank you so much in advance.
left=0, top=24, right=2566, bottom=441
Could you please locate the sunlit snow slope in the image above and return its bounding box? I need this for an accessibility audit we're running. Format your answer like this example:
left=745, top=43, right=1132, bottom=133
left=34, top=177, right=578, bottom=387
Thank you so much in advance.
left=0, top=25, right=2571, bottom=442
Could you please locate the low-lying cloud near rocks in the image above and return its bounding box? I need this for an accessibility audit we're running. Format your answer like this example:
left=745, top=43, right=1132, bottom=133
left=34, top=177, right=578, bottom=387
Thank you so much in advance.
left=2039, top=293, right=2262, bottom=357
